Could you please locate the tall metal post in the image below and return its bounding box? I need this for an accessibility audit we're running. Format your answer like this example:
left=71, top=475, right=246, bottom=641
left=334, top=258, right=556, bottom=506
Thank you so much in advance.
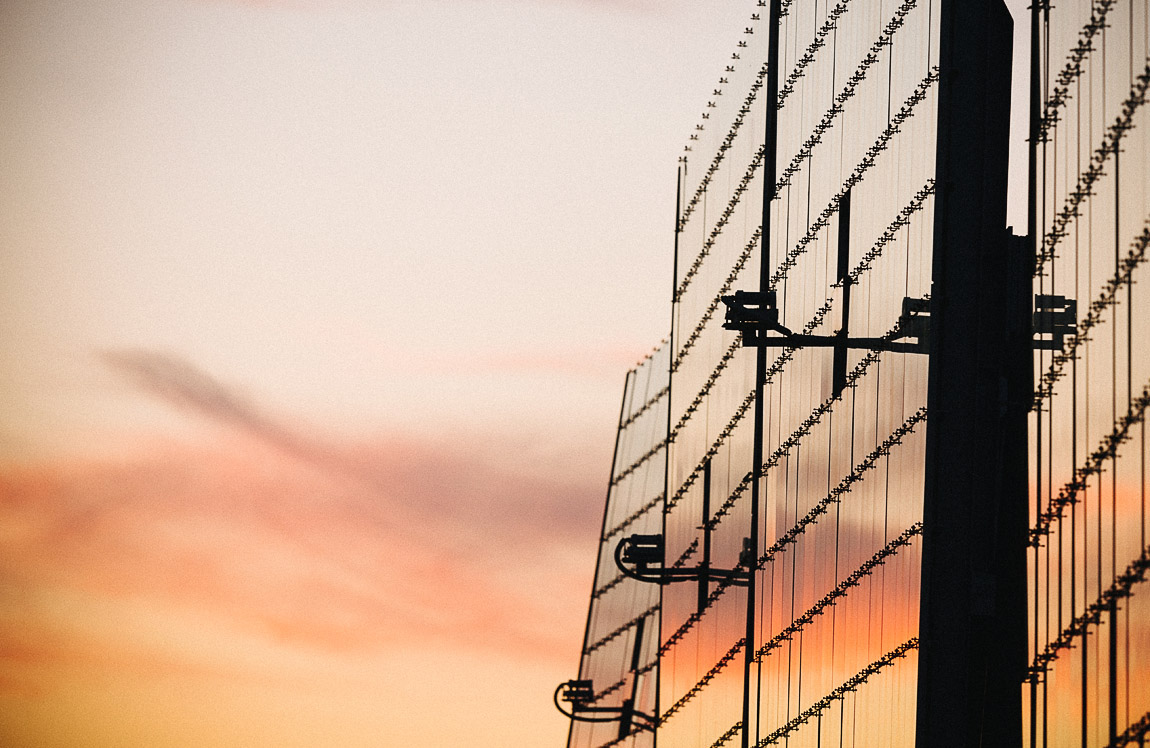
left=915, top=1, right=1029, bottom=746
left=569, top=369, right=634, bottom=748
left=1026, top=1, right=1041, bottom=745
left=657, top=166, right=684, bottom=748
left=743, top=2, right=782, bottom=746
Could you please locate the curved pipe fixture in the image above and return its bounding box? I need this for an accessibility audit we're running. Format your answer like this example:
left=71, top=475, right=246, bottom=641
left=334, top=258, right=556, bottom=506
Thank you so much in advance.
left=552, top=681, right=655, bottom=731
left=614, top=534, right=667, bottom=584
left=614, top=533, right=752, bottom=587
left=553, top=681, right=618, bottom=723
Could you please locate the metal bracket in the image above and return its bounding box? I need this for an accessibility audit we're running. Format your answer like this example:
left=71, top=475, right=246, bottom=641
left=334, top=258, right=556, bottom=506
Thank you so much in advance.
left=615, top=533, right=752, bottom=587
left=896, top=296, right=931, bottom=353
left=553, top=680, right=656, bottom=735
left=720, top=290, right=930, bottom=354
left=1033, top=294, right=1077, bottom=350
left=719, top=290, right=792, bottom=343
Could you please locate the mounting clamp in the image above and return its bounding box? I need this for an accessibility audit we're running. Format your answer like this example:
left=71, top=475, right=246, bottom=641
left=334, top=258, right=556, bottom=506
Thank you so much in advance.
left=614, top=533, right=752, bottom=587
left=1033, top=294, right=1077, bottom=350
left=553, top=680, right=655, bottom=735
left=720, top=291, right=930, bottom=354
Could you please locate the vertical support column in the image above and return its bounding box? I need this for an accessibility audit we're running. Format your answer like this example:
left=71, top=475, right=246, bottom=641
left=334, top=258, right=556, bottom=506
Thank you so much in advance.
left=619, top=616, right=648, bottom=741
left=833, top=188, right=853, bottom=400
left=915, top=1, right=1029, bottom=746
left=570, top=370, right=635, bottom=748
left=658, top=165, right=685, bottom=748
left=700, top=459, right=712, bottom=615
left=1025, top=2, right=1041, bottom=746
left=744, top=1, right=783, bottom=746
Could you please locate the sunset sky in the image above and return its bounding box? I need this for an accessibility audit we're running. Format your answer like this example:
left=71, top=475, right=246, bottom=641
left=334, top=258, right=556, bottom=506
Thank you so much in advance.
left=0, top=1, right=1033, bottom=745
left=0, top=0, right=757, bottom=744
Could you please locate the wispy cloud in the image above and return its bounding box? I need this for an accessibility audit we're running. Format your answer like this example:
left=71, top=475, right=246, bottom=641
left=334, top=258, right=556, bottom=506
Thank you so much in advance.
left=98, top=347, right=604, bottom=539
left=0, top=442, right=592, bottom=664
left=100, top=349, right=326, bottom=464
left=1, top=349, right=601, bottom=681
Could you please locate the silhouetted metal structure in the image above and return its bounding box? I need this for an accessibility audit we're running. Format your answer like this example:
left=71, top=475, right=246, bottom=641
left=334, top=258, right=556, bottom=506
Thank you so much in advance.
left=560, top=1, right=1150, bottom=746
left=1025, top=1, right=1150, bottom=745
left=566, top=344, right=666, bottom=748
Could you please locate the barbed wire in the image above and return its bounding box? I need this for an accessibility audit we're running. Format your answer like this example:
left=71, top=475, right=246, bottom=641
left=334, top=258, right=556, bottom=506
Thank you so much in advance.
left=1107, top=711, right=1150, bottom=747
left=777, top=0, right=852, bottom=108
left=675, top=0, right=809, bottom=237
left=1034, top=222, right=1150, bottom=408
left=672, top=172, right=931, bottom=423
left=586, top=655, right=657, bottom=704
left=1027, top=544, right=1150, bottom=682
left=603, top=492, right=662, bottom=542
left=754, top=523, right=923, bottom=662
left=659, top=403, right=926, bottom=658
left=755, top=408, right=928, bottom=569
left=651, top=74, right=935, bottom=479
left=666, top=196, right=927, bottom=522
left=659, top=638, right=746, bottom=724
left=1035, top=0, right=1118, bottom=141
left=771, top=65, right=939, bottom=288
left=775, top=0, right=922, bottom=194
left=754, top=638, right=919, bottom=745
left=1030, top=380, right=1150, bottom=544
left=665, top=390, right=756, bottom=514
left=1036, top=65, right=1150, bottom=276
left=673, top=228, right=760, bottom=372
left=707, top=722, right=744, bottom=748
left=676, top=0, right=923, bottom=303
left=619, top=385, right=669, bottom=432
left=665, top=292, right=850, bottom=517
left=835, top=180, right=935, bottom=288
left=583, top=603, right=659, bottom=656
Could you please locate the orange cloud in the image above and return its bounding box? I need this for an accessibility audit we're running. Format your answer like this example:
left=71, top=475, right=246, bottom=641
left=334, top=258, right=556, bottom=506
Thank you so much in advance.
left=97, top=348, right=604, bottom=540
left=1, top=437, right=594, bottom=659
left=1, top=349, right=603, bottom=698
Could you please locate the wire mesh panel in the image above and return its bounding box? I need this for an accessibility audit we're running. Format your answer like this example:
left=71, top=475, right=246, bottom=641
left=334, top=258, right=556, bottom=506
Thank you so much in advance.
left=659, top=5, right=766, bottom=746
left=568, top=343, right=669, bottom=748
left=561, top=0, right=1057, bottom=746
left=660, top=2, right=940, bottom=746
left=1027, top=1, right=1150, bottom=745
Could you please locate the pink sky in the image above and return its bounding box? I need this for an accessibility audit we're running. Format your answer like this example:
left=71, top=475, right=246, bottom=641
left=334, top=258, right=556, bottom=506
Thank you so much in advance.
left=0, top=0, right=756, bottom=744
left=0, top=349, right=606, bottom=744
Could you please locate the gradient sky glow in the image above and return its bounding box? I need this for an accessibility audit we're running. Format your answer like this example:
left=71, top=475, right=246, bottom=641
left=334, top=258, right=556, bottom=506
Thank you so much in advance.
left=0, top=1, right=754, bottom=744
left=1, top=1, right=1034, bottom=745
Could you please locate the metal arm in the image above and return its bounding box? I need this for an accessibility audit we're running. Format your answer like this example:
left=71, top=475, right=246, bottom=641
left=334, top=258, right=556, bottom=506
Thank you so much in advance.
left=721, top=291, right=931, bottom=354
left=614, top=533, right=752, bottom=587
